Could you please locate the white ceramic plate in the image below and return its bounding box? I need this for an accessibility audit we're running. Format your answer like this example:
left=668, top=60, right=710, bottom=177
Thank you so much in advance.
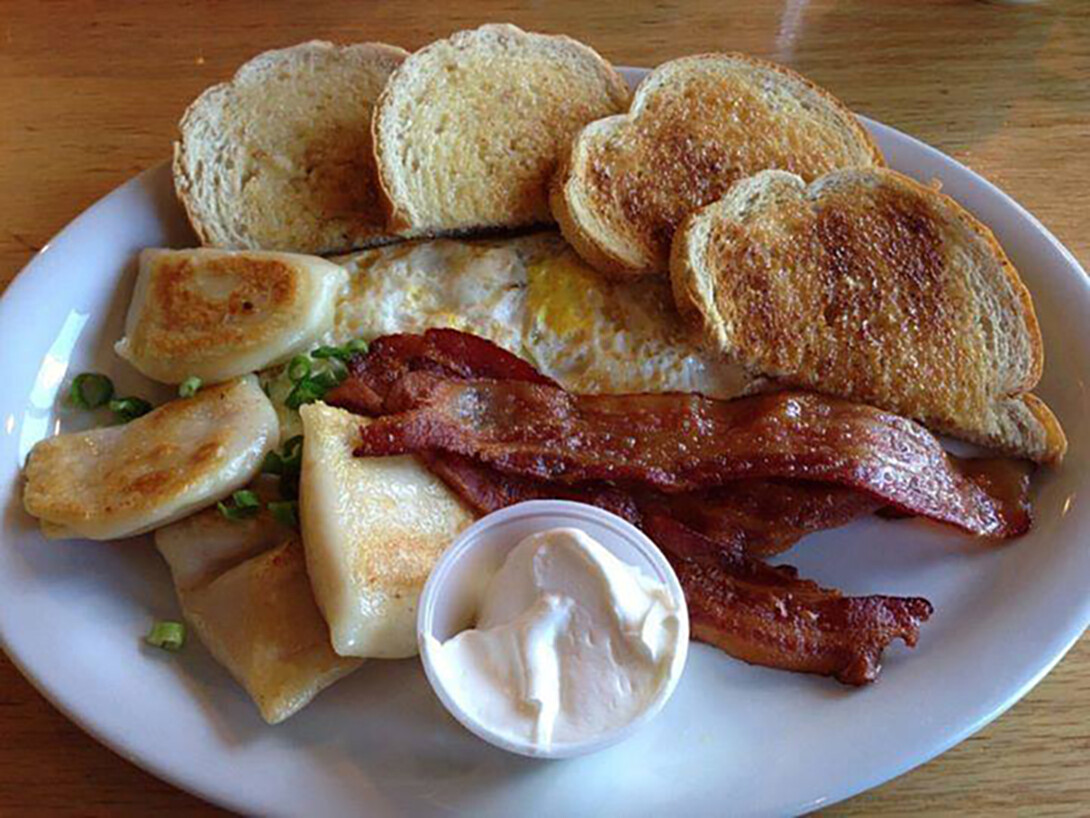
left=1, top=67, right=1088, bottom=817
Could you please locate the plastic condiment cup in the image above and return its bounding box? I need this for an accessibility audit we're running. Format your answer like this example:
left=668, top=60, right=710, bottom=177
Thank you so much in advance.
left=417, top=500, right=690, bottom=759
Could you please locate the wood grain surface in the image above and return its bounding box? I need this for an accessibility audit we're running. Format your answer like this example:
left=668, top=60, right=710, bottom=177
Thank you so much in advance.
left=1, top=1, right=1088, bottom=814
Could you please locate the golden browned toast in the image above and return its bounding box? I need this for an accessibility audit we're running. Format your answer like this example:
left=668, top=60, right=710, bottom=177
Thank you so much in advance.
left=551, top=53, right=884, bottom=277
left=671, top=167, right=1065, bottom=464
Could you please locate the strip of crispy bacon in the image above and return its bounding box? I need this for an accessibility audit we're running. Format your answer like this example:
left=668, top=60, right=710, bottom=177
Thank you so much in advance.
left=643, top=515, right=933, bottom=685
left=638, top=482, right=881, bottom=557
left=426, top=452, right=875, bottom=556
left=331, top=330, right=937, bottom=683
left=356, top=373, right=1031, bottom=538
left=422, top=452, right=643, bottom=523
left=326, top=329, right=556, bottom=416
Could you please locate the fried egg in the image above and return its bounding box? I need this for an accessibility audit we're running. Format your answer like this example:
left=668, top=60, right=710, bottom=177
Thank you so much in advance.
left=332, top=233, right=749, bottom=397
left=116, top=248, right=347, bottom=384
left=23, top=377, right=278, bottom=540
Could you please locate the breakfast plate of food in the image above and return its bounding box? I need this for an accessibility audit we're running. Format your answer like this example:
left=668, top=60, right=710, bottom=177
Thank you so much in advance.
left=1, top=23, right=1088, bottom=817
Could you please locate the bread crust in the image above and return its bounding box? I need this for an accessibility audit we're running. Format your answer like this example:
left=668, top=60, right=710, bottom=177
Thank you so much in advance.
left=670, top=166, right=1065, bottom=464
left=553, top=53, right=884, bottom=277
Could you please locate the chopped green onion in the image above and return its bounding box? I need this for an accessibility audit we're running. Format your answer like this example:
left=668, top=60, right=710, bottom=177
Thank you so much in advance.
left=287, top=355, right=311, bottom=383
left=68, top=373, right=114, bottom=409
left=268, top=500, right=299, bottom=528
left=309, top=368, right=345, bottom=391
left=311, top=339, right=369, bottom=362
left=327, top=356, right=349, bottom=378
left=178, top=376, right=202, bottom=398
left=310, top=345, right=351, bottom=361
left=262, top=450, right=284, bottom=475
left=145, top=620, right=186, bottom=651
left=217, top=489, right=261, bottom=521
left=281, top=435, right=304, bottom=468
left=283, top=383, right=324, bottom=412
left=109, top=396, right=152, bottom=423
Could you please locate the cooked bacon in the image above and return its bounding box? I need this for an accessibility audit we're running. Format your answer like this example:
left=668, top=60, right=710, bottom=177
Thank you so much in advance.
left=643, top=515, right=933, bottom=685
left=327, top=330, right=1028, bottom=683
left=326, top=329, right=555, bottom=415
left=422, top=452, right=643, bottom=524
left=427, top=452, right=875, bottom=556
left=638, top=482, right=881, bottom=557
left=357, top=374, right=1031, bottom=538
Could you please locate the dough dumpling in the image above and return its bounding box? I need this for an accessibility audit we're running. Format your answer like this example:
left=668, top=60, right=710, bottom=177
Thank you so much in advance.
left=23, top=377, right=278, bottom=540
left=156, top=482, right=361, bottom=724
left=299, top=402, right=475, bottom=659
left=115, top=248, right=347, bottom=384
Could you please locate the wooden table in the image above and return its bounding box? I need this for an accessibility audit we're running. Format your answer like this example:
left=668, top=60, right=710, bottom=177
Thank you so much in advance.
left=1, top=0, right=1087, bottom=813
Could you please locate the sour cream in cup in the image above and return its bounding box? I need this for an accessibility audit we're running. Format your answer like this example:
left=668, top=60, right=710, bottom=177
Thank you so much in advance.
left=417, top=500, right=689, bottom=759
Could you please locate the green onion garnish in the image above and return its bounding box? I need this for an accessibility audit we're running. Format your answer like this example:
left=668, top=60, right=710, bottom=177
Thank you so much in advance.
left=281, top=435, right=304, bottom=467
left=277, top=436, right=305, bottom=499
left=262, top=450, right=284, bottom=475
left=309, top=368, right=345, bottom=391
left=284, top=379, right=326, bottom=409
left=312, top=339, right=369, bottom=361
left=109, top=396, right=153, bottom=423
left=287, top=355, right=311, bottom=383
left=178, top=376, right=202, bottom=398
left=260, top=436, right=304, bottom=496
left=217, top=489, right=261, bottom=521
left=310, top=345, right=350, bottom=361
left=68, top=373, right=114, bottom=409
left=280, top=341, right=366, bottom=412
left=145, top=620, right=186, bottom=651
left=268, top=500, right=299, bottom=528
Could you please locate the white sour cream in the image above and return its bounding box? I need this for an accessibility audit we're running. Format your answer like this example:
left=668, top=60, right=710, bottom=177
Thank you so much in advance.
left=426, top=527, right=683, bottom=752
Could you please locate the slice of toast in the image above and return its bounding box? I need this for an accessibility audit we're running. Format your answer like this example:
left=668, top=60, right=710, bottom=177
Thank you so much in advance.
left=372, top=24, right=629, bottom=237
left=670, top=167, right=1066, bottom=464
left=174, top=40, right=408, bottom=255
left=551, top=53, right=884, bottom=277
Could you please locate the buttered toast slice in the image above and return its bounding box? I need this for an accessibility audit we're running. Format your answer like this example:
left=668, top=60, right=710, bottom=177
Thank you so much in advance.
left=551, top=53, right=883, bottom=277
left=372, top=24, right=629, bottom=236
left=671, top=167, right=1066, bottom=464
left=174, top=41, right=408, bottom=255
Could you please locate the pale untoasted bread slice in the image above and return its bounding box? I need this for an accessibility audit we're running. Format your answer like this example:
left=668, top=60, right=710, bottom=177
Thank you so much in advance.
left=174, top=40, right=408, bottom=255
left=552, top=53, right=883, bottom=276
left=671, top=167, right=1066, bottom=464
left=372, top=24, right=629, bottom=236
